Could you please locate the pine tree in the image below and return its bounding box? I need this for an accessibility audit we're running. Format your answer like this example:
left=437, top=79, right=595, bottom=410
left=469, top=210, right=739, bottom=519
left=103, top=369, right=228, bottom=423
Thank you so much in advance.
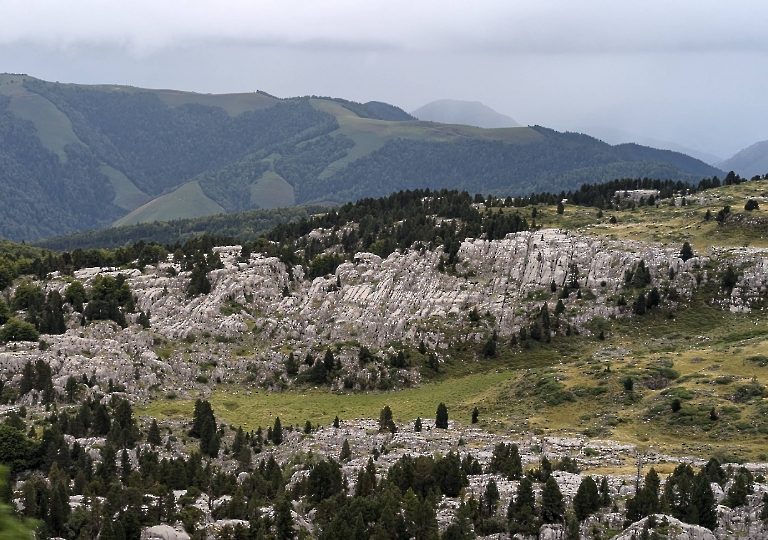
left=436, top=402, right=449, bottom=429
left=471, top=407, right=479, bottom=424
left=274, top=497, right=295, bottom=539
left=19, top=362, right=34, bottom=395
left=573, top=476, right=600, bottom=521
left=199, top=414, right=220, bottom=457
left=148, top=419, right=162, bottom=447
left=692, top=470, right=717, bottom=530
left=484, top=479, right=500, bottom=515
left=600, top=476, right=611, bottom=507
left=541, top=477, right=565, bottom=523
left=333, top=415, right=340, bottom=428
left=284, top=352, right=299, bottom=376
left=120, top=449, right=132, bottom=484
left=340, top=439, right=352, bottom=461
left=379, top=406, right=396, bottom=433
left=323, top=348, right=335, bottom=374
left=634, top=292, right=647, bottom=315
left=47, top=463, right=70, bottom=536
left=566, top=513, right=580, bottom=540
left=508, top=477, right=537, bottom=536
left=414, top=416, right=422, bottom=432
left=680, top=242, right=694, bottom=262
left=272, top=417, right=283, bottom=445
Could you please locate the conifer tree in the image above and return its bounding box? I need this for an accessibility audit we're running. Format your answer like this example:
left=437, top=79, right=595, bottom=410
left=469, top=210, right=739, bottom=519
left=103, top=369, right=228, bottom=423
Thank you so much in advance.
left=573, top=476, right=600, bottom=521
left=541, top=477, right=565, bottom=523
left=484, top=479, right=500, bottom=515
left=379, top=406, right=396, bottom=433
left=600, top=476, right=612, bottom=507
left=284, top=352, right=299, bottom=376
left=340, top=439, right=352, bottom=461
left=147, top=419, right=162, bottom=447
left=436, top=402, right=449, bottom=429
left=508, top=477, right=538, bottom=536
left=271, top=417, right=283, bottom=445
left=692, top=470, right=717, bottom=530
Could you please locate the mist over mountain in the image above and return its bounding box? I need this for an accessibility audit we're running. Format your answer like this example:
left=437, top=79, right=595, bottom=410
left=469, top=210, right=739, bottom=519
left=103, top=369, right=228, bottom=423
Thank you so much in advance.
left=717, top=140, right=768, bottom=179
left=411, top=99, right=520, bottom=129
left=575, top=125, right=723, bottom=166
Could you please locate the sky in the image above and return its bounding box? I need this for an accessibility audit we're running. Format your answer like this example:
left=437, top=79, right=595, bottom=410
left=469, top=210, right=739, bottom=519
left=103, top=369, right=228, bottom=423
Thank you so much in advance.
left=2, top=0, right=768, bottom=159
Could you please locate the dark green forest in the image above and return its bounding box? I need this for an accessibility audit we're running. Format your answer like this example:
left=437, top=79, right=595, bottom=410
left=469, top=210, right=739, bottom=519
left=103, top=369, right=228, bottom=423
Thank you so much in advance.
left=299, top=128, right=722, bottom=204
left=0, top=94, right=121, bottom=241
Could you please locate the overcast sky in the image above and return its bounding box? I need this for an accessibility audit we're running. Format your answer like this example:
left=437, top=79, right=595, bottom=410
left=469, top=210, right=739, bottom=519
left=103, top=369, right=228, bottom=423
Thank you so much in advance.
left=2, top=0, right=768, bottom=159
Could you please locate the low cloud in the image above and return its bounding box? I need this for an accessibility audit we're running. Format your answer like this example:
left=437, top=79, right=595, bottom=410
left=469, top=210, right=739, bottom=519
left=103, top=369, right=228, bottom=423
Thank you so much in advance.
left=4, top=0, right=768, bottom=56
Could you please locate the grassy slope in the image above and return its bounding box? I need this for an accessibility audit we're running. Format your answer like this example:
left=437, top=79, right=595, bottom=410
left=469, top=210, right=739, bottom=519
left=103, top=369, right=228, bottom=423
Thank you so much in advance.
left=250, top=171, right=295, bottom=209
left=99, top=165, right=150, bottom=211
left=152, top=90, right=278, bottom=116
left=113, top=181, right=225, bottom=227
left=0, top=76, right=81, bottom=162
left=533, top=180, right=768, bottom=252
left=140, top=181, right=768, bottom=462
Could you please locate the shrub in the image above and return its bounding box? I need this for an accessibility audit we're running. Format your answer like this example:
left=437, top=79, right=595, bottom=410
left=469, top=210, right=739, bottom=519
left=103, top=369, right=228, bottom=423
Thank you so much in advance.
left=0, top=318, right=39, bottom=343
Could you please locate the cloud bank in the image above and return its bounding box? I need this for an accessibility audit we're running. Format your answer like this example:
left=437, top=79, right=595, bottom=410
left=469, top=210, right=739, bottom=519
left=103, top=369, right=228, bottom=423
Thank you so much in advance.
left=5, top=0, right=768, bottom=56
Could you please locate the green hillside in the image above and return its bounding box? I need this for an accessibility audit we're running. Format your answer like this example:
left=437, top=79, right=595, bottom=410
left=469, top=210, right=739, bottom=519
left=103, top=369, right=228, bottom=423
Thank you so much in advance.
left=0, top=73, right=725, bottom=242
left=113, top=181, right=225, bottom=227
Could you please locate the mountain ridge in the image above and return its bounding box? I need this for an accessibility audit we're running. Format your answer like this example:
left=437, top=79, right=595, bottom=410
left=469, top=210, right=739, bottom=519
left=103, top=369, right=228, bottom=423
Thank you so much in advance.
left=717, top=139, right=768, bottom=178
left=0, top=74, right=723, bottom=241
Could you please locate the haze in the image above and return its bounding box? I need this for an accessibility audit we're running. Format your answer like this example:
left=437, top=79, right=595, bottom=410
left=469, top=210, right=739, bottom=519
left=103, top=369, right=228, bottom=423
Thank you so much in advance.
left=3, top=0, right=768, bottom=158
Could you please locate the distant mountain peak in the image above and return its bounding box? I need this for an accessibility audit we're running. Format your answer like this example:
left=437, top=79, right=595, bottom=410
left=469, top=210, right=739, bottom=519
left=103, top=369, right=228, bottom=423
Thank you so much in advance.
left=411, top=99, right=520, bottom=128
left=718, top=140, right=768, bottom=178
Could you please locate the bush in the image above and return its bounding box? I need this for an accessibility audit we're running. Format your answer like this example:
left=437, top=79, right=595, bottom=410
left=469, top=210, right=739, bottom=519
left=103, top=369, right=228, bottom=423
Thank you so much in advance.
left=0, top=318, right=39, bottom=343
left=745, top=199, right=759, bottom=211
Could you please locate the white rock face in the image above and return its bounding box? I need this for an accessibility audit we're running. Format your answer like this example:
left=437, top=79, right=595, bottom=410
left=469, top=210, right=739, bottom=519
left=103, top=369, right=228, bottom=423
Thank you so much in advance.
left=613, top=515, right=716, bottom=540
left=3, top=229, right=768, bottom=398
left=141, top=525, right=190, bottom=540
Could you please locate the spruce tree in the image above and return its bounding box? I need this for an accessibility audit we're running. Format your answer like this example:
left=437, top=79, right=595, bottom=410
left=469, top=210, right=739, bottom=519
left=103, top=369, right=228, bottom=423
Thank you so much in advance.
left=414, top=416, right=422, bottom=432
left=471, top=407, right=479, bottom=424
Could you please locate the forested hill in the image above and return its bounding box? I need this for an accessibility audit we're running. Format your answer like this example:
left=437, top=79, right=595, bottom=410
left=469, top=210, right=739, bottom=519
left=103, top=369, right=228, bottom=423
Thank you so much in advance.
left=0, top=74, right=724, bottom=241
